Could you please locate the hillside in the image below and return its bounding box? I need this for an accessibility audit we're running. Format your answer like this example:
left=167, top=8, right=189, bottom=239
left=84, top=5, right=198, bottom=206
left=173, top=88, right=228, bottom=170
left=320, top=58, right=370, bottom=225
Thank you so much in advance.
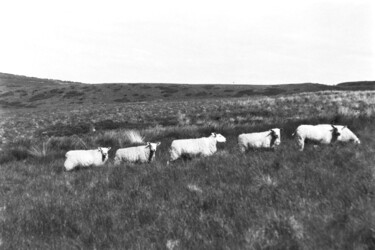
left=0, top=72, right=332, bottom=109
left=1, top=73, right=374, bottom=249
left=336, top=81, right=375, bottom=90
left=0, top=72, right=374, bottom=109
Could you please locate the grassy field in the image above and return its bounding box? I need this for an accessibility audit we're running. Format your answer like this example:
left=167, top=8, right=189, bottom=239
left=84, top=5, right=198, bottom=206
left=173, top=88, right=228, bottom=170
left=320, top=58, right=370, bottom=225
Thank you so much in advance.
left=1, top=89, right=375, bottom=249
left=1, top=72, right=374, bottom=110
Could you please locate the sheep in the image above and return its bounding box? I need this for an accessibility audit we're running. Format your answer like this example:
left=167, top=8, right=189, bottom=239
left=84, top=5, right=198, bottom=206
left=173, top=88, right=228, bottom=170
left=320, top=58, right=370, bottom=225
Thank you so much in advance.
left=114, top=142, right=161, bottom=165
left=168, top=133, right=226, bottom=162
left=238, top=128, right=281, bottom=152
left=293, top=124, right=360, bottom=151
left=64, top=147, right=111, bottom=171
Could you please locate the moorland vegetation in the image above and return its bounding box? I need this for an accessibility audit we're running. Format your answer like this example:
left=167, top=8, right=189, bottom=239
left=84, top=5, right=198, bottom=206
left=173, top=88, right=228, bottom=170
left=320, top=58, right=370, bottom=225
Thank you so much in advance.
left=0, top=85, right=375, bottom=249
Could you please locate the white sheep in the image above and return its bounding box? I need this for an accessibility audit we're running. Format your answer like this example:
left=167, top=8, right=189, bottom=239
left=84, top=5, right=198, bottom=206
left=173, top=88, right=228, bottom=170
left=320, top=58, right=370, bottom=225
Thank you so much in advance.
left=114, top=142, right=161, bottom=165
left=238, top=128, right=281, bottom=152
left=64, top=147, right=111, bottom=171
left=168, top=133, right=226, bottom=162
left=293, top=124, right=360, bottom=151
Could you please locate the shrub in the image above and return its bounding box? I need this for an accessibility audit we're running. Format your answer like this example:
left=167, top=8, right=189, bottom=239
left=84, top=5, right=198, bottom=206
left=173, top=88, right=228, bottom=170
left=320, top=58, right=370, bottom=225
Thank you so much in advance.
left=63, top=90, right=84, bottom=98
left=94, top=129, right=145, bottom=148
left=27, top=143, right=49, bottom=158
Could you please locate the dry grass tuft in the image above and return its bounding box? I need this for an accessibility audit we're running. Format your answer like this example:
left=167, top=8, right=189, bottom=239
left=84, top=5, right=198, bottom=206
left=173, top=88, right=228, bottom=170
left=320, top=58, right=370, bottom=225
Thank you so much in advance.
left=26, top=138, right=53, bottom=158
left=122, top=130, right=145, bottom=144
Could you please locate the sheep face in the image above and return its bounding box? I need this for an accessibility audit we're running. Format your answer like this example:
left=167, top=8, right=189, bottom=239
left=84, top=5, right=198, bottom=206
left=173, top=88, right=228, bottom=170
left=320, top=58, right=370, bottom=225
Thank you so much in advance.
left=269, top=129, right=281, bottom=147
left=98, top=147, right=111, bottom=161
left=211, top=133, right=226, bottom=143
left=146, top=142, right=161, bottom=152
left=146, top=142, right=161, bottom=162
left=337, top=126, right=361, bottom=144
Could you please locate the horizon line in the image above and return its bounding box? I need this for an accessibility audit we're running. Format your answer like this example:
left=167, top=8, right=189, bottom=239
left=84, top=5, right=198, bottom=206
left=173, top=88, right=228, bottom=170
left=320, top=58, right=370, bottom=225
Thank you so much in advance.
left=1, top=71, right=374, bottom=86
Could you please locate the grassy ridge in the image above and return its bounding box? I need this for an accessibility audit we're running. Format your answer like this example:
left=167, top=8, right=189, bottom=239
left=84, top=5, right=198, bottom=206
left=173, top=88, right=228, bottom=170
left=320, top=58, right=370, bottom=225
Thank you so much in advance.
left=1, top=72, right=374, bottom=110
left=1, top=90, right=375, bottom=249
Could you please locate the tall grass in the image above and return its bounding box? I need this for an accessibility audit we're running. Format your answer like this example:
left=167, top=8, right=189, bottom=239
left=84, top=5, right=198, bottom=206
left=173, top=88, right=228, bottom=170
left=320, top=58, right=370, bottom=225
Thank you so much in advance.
left=122, top=130, right=145, bottom=144
left=1, top=90, right=375, bottom=248
left=27, top=143, right=49, bottom=158
left=2, top=90, right=375, bottom=146
left=1, top=132, right=374, bottom=248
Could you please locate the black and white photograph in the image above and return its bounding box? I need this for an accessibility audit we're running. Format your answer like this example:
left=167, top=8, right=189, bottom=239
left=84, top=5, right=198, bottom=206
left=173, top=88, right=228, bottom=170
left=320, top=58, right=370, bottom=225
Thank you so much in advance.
left=0, top=0, right=374, bottom=249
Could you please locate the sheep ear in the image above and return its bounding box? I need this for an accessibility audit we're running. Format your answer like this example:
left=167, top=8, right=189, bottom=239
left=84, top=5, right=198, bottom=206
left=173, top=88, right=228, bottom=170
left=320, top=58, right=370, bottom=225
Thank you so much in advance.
left=211, top=132, right=216, bottom=137
left=157, top=142, right=161, bottom=146
left=108, top=147, right=111, bottom=151
left=98, top=147, right=101, bottom=151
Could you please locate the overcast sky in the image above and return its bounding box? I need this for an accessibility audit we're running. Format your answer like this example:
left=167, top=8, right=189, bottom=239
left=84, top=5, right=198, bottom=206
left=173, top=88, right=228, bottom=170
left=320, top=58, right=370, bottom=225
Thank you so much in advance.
left=0, top=0, right=374, bottom=84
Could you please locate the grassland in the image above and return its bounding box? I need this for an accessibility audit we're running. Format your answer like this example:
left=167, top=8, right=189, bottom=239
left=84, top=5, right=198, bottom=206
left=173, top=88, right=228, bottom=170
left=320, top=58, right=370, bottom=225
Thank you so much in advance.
left=1, top=72, right=375, bottom=110
left=0, top=79, right=375, bottom=248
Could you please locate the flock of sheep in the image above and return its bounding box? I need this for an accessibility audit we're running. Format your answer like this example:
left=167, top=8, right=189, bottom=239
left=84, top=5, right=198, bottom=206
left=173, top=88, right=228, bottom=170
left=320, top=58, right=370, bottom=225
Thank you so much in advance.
left=64, top=124, right=361, bottom=171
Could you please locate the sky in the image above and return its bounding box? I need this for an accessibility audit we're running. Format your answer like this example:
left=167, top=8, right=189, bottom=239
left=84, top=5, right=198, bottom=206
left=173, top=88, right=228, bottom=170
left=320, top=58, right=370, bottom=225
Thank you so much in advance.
left=0, top=0, right=374, bottom=84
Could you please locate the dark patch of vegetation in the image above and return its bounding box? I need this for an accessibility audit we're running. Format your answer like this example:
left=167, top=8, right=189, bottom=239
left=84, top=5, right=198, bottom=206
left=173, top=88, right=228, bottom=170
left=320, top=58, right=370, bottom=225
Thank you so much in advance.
left=141, top=85, right=153, bottom=89
left=263, top=87, right=287, bottom=96
left=0, top=100, right=36, bottom=108
left=37, top=122, right=92, bottom=137
left=0, top=91, right=14, bottom=97
left=63, top=90, right=84, bottom=98
left=194, top=91, right=208, bottom=97
left=17, top=90, right=28, bottom=96
left=0, top=147, right=28, bottom=163
left=337, top=81, right=375, bottom=90
left=158, top=86, right=179, bottom=94
left=234, top=89, right=255, bottom=97
left=82, top=86, right=92, bottom=90
left=94, top=120, right=127, bottom=130
left=29, top=91, right=61, bottom=102
left=114, top=97, right=130, bottom=103
left=49, top=88, right=65, bottom=94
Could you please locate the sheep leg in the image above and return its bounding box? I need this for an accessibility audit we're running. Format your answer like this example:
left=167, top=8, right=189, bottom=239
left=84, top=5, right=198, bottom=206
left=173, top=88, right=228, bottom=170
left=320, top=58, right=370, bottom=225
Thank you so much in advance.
left=114, top=156, right=121, bottom=166
left=296, top=137, right=305, bottom=151
left=64, top=161, right=75, bottom=171
left=201, top=153, right=210, bottom=157
left=239, top=145, right=246, bottom=153
left=169, top=149, right=180, bottom=162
